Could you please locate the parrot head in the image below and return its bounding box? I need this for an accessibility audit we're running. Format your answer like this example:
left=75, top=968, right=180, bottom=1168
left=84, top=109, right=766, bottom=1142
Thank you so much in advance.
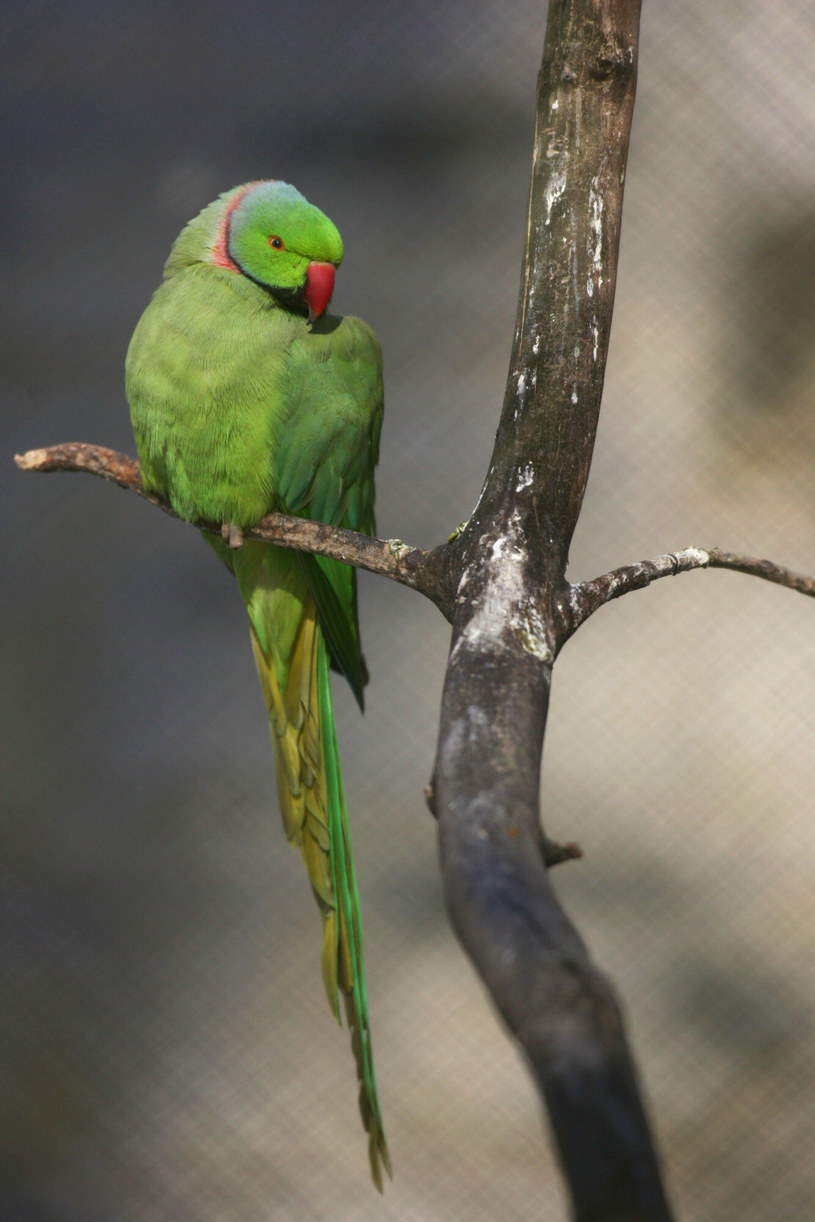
left=210, top=180, right=344, bottom=321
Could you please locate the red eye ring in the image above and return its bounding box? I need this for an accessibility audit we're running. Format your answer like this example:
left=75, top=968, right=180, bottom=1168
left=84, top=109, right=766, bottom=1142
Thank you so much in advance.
left=268, top=235, right=285, bottom=250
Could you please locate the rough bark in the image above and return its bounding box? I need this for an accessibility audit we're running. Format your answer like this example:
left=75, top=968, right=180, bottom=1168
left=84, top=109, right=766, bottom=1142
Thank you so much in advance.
left=431, top=3, right=675, bottom=1218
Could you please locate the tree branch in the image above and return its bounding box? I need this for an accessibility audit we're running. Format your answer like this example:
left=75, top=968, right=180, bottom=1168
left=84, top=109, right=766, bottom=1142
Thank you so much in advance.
left=565, top=545, right=815, bottom=636
left=14, top=443, right=456, bottom=620
left=18, top=448, right=815, bottom=636
left=431, top=3, right=676, bottom=1220
left=17, top=450, right=815, bottom=640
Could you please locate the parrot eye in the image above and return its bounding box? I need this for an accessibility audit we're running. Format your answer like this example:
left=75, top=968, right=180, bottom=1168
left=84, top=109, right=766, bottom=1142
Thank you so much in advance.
left=268, top=235, right=285, bottom=250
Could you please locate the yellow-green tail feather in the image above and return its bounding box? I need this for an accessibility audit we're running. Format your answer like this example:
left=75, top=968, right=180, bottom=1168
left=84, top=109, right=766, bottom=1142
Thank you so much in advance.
left=249, top=595, right=390, bottom=1188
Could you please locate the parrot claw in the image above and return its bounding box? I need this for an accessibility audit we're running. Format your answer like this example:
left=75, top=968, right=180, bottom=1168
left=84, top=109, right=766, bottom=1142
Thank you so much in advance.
left=221, top=521, right=244, bottom=550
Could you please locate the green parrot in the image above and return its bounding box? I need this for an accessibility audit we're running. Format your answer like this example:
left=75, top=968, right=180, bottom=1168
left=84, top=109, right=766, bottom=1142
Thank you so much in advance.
left=125, top=180, right=389, bottom=1187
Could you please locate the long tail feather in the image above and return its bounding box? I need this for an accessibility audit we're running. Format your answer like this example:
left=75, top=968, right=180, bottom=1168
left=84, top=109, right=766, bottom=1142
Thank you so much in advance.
left=316, top=634, right=391, bottom=1189
left=249, top=594, right=390, bottom=1188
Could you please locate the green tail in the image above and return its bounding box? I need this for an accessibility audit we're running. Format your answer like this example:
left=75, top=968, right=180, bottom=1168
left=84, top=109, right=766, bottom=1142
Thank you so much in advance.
left=317, top=636, right=390, bottom=1188
left=230, top=535, right=389, bottom=1188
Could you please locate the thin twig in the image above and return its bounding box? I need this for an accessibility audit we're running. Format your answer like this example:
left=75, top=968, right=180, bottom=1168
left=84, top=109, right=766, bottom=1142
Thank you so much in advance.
left=564, top=545, right=815, bottom=637
left=708, top=547, right=815, bottom=596
left=14, top=443, right=455, bottom=619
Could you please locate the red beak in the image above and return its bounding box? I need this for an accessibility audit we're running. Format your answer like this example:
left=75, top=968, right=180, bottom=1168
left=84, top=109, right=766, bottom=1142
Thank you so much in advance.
left=303, top=261, right=336, bottom=322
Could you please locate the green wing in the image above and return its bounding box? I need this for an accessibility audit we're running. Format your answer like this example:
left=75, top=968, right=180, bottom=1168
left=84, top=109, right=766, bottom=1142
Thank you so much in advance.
left=298, top=553, right=368, bottom=709
left=276, top=314, right=383, bottom=710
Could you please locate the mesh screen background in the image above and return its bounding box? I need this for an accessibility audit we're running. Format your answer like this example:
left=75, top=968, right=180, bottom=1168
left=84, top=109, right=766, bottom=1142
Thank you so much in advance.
left=4, top=2, right=815, bottom=1219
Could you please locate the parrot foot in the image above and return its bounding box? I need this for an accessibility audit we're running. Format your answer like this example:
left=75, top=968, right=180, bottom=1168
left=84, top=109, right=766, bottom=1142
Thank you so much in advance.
left=221, top=521, right=244, bottom=550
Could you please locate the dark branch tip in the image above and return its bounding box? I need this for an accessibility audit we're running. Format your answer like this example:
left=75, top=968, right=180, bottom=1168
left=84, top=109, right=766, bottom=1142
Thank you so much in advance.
left=543, top=838, right=584, bottom=868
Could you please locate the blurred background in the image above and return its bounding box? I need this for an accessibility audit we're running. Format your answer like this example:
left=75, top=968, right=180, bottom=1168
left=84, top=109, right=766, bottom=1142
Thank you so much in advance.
left=3, top=2, right=815, bottom=1219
